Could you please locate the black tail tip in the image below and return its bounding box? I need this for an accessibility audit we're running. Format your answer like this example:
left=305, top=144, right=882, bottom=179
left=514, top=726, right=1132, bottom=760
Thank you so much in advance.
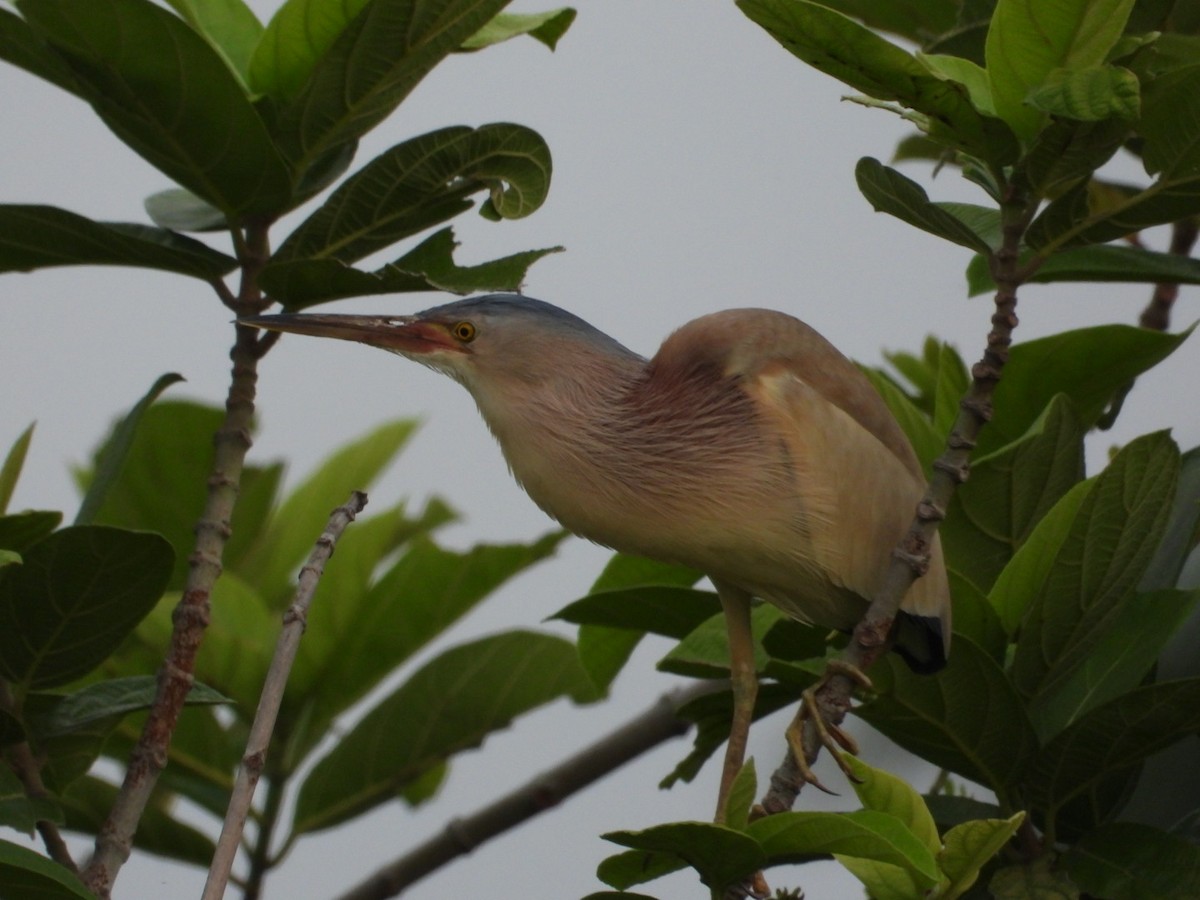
left=894, top=613, right=948, bottom=675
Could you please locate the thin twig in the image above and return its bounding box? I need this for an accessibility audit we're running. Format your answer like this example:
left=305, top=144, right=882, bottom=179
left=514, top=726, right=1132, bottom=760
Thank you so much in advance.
left=0, top=681, right=78, bottom=875
left=334, top=680, right=723, bottom=900
left=757, top=185, right=1034, bottom=819
left=203, top=491, right=368, bottom=900
left=82, top=223, right=275, bottom=898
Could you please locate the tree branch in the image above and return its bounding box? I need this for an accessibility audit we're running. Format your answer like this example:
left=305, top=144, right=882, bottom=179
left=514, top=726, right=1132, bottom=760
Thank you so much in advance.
left=1138, top=216, right=1199, bottom=332
left=204, top=491, right=368, bottom=900
left=758, top=186, right=1034, bottom=818
left=82, top=222, right=275, bottom=898
left=0, top=681, right=78, bottom=875
left=334, top=680, right=723, bottom=900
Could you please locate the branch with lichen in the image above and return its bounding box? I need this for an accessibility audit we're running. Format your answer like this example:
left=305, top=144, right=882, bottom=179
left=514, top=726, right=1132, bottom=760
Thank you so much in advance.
left=757, top=185, right=1035, bottom=820
left=82, top=221, right=275, bottom=898
left=203, top=491, right=368, bottom=900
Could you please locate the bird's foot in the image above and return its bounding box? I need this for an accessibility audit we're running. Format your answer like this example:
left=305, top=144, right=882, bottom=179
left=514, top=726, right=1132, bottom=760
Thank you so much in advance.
left=784, top=659, right=873, bottom=793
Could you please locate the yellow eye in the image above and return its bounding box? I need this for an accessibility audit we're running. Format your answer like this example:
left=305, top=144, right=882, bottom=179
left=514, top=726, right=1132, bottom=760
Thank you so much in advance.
left=452, top=321, right=477, bottom=342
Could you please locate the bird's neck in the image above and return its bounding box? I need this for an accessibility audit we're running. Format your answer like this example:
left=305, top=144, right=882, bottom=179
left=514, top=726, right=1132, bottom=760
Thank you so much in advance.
left=466, top=352, right=776, bottom=555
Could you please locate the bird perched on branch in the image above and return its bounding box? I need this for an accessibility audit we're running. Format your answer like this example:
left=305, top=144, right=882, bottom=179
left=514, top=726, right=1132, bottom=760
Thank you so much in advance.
left=243, top=294, right=950, bottom=814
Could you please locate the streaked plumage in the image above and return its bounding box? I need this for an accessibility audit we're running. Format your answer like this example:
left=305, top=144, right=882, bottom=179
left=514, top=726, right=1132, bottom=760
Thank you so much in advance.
left=243, top=293, right=952, bottom=811
left=246, top=294, right=950, bottom=668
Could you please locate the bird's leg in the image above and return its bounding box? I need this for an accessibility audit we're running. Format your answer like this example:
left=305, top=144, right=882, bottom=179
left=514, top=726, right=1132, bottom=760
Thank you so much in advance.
left=714, top=582, right=758, bottom=824
left=783, top=660, right=873, bottom=794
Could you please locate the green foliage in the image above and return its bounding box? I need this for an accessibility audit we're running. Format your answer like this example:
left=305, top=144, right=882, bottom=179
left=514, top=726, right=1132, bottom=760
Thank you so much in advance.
left=599, top=755, right=1023, bottom=897
left=1, top=0, right=571, bottom=303
left=0, top=839, right=93, bottom=900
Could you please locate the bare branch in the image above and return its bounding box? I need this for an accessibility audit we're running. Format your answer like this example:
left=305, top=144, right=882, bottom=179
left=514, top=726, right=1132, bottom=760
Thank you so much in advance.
left=334, top=680, right=723, bottom=900
left=82, top=223, right=275, bottom=898
left=203, top=491, right=368, bottom=900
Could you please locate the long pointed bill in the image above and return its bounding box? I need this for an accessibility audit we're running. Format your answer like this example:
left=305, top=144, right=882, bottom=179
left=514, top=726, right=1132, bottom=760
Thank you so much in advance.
left=238, top=313, right=461, bottom=355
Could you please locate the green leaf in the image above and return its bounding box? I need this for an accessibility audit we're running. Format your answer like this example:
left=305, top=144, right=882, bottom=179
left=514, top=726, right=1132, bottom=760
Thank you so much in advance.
left=0, top=525, right=173, bottom=689
left=660, top=683, right=801, bottom=789
left=985, top=0, right=1137, bottom=141
left=943, top=395, right=1085, bottom=594
left=461, top=8, right=576, bottom=51
left=18, top=0, right=293, bottom=217
left=1062, top=822, right=1200, bottom=900
left=855, top=158, right=995, bottom=253
left=1018, top=116, right=1130, bottom=199
left=292, top=630, right=594, bottom=835
left=274, top=125, right=553, bottom=265
left=1142, top=446, right=1200, bottom=591
left=981, top=325, right=1191, bottom=455
left=0, top=511, right=62, bottom=554
left=989, top=479, right=1095, bottom=633
left=1026, top=66, right=1140, bottom=121
left=0, top=5, right=83, bottom=96
left=920, top=53, right=995, bottom=115
left=1026, top=678, right=1200, bottom=821
left=1029, top=587, right=1200, bottom=738
left=240, top=419, right=417, bottom=602
left=161, top=0, right=263, bottom=85
left=722, top=760, right=758, bottom=831
left=0, top=838, right=93, bottom=899
left=1141, top=64, right=1200, bottom=179
left=659, top=605, right=785, bottom=679
left=844, top=756, right=940, bottom=855
left=602, top=822, right=766, bottom=891
left=0, top=423, right=34, bottom=515
left=284, top=530, right=564, bottom=764
left=948, top=569, right=1008, bottom=662
left=1011, top=433, right=1179, bottom=729
left=554, top=586, right=721, bottom=638
left=130, top=577, right=273, bottom=715
left=854, top=637, right=1038, bottom=794
left=0, top=205, right=236, bottom=279
left=248, top=0, right=370, bottom=99
left=747, top=809, right=941, bottom=888
left=273, top=0, right=512, bottom=173
left=860, top=368, right=942, bottom=472
left=78, top=401, right=240, bottom=589
left=576, top=554, right=701, bottom=694
left=1027, top=244, right=1200, bottom=285
left=261, top=231, right=562, bottom=308
left=737, top=0, right=1018, bottom=164
left=0, top=767, right=63, bottom=833
left=75, top=373, right=183, bottom=526
left=29, top=677, right=228, bottom=738
left=940, top=814, right=1026, bottom=900
left=143, top=189, right=227, bottom=232
left=59, top=774, right=216, bottom=868
left=595, top=849, right=687, bottom=891
left=989, top=857, right=1080, bottom=899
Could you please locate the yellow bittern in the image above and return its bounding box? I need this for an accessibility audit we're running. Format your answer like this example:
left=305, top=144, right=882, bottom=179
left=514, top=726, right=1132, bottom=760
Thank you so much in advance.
left=244, top=294, right=950, bottom=815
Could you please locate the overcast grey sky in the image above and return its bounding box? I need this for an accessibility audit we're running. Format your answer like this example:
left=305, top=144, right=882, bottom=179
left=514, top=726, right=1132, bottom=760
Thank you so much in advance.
left=3, top=2, right=1197, bottom=898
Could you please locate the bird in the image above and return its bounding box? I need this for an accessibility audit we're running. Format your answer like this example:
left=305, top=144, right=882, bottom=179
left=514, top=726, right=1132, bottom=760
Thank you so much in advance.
left=242, top=293, right=951, bottom=816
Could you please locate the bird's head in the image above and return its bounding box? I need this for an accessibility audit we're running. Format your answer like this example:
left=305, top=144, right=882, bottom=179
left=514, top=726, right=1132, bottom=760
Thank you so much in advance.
left=241, top=293, right=642, bottom=392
